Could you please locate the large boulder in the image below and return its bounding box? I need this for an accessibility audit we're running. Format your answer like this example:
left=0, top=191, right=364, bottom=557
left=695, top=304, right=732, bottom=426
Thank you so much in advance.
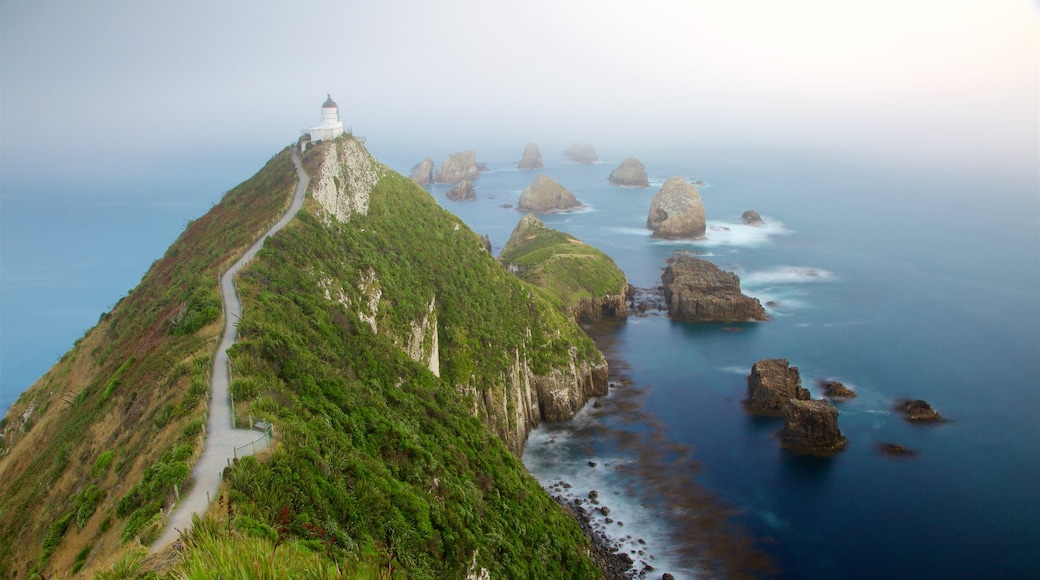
left=608, top=157, right=649, bottom=187
left=746, top=358, right=809, bottom=414
left=741, top=210, right=764, bottom=226
left=781, top=399, right=847, bottom=453
left=517, top=174, right=583, bottom=213
left=518, top=143, right=544, bottom=169
left=446, top=179, right=476, bottom=201
left=434, top=150, right=481, bottom=183
left=409, top=157, right=435, bottom=186
left=563, top=143, right=598, bottom=164
left=647, top=177, right=706, bottom=239
left=662, top=255, right=767, bottom=323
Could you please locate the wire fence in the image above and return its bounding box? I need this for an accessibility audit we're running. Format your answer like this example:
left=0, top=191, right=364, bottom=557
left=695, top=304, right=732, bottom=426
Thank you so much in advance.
left=234, top=420, right=274, bottom=459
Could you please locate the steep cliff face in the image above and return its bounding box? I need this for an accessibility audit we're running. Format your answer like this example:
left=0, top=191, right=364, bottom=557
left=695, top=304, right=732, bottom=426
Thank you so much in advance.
left=662, top=254, right=767, bottom=322
left=306, top=137, right=387, bottom=224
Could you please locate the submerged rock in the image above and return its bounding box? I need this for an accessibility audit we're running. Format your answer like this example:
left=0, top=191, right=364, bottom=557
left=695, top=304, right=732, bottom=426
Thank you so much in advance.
left=563, top=143, right=599, bottom=164
left=517, top=174, right=583, bottom=213
left=898, top=399, right=944, bottom=423
left=741, top=209, right=764, bottom=225
left=409, top=156, right=435, bottom=186
left=661, top=255, right=767, bottom=323
left=434, top=150, right=481, bottom=183
left=781, top=399, right=847, bottom=453
left=446, top=179, right=476, bottom=201
left=878, top=442, right=917, bottom=457
left=647, top=177, right=706, bottom=239
left=608, top=157, right=649, bottom=187
left=746, top=358, right=809, bottom=414
left=518, top=143, right=544, bottom=169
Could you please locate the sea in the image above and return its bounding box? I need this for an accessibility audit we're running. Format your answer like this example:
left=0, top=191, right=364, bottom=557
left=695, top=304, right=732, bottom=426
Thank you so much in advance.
left=2, top=143, right=1037, bottom=578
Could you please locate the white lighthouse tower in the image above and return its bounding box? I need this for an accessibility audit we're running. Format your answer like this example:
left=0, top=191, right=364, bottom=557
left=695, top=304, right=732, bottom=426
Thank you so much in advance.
left=305, top=94, right=344, bottom=142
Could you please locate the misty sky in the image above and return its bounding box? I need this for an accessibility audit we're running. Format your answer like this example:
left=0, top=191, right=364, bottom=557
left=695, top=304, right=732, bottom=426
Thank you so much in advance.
left=2, top=0, right=1038, bottom=183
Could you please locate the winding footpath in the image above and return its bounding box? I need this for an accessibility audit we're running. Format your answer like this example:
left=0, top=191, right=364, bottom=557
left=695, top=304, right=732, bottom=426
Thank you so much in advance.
left=152, top=145, right=310, bottom=551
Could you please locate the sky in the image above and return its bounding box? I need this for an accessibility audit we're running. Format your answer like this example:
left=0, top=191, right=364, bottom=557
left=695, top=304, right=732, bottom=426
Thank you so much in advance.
left=1, top=0, right=1037, bottom=182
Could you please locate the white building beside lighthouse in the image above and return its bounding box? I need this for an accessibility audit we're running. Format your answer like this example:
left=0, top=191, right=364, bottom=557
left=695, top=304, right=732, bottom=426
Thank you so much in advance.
left=305, top=94, right=344, bottom=142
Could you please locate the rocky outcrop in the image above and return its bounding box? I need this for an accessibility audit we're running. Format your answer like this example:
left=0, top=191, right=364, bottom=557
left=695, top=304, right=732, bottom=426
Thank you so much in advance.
left=446, top=179, right=476, bottom=201
left=746, top=358, right=809, bottom=414
left=781, top=399, right=847, bottom=453
left=410, top=157, right=435, bottom=186
left=435, top=150, right=481, bottom=183
left=741, top=210, right=764, bottom=226
left=898, top=399, right=944, bottom=423
left=821, top=380, right=856, bottom=399
left=661, top=254, right=767, bottom=323
left=518, top=143, right=544, bottom=169
left=563, top=143, right=598, bottom=164
left=647, top=177, right=706, bottom=239
left=517, top=174, right=582, bottom=213
left=309, top=137, right=387, bottom=225
left=608, top=157, right=649, bottom=187
left=479, top=234, right=492, bottom=253
left=574, top=294, right=628, bottom=321
left=878, top=442, right=917, bottom=457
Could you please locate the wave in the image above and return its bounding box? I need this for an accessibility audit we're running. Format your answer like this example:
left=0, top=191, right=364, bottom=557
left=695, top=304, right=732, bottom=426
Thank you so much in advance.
left=650, top=218, right=791, bottom=249
left=740, top=265, right=837, bottom=286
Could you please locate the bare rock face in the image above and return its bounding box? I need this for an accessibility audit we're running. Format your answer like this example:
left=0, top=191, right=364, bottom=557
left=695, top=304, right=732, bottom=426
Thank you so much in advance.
left=662, top=255, right=767, bottom=323
left=435, top=150, right=481, bottom=183
left=898, top=399, right=944, bottom=423
left=446, top=179, right=476, bottom=201
left=746, top=358, right=809, bottom=414
left=517, top=174, right=582, bottom=213
left=821, top=380, right=856, bottom=400
left=563, top=143, right=598, bottom=164
left=741, top=210, right=764, bottom=226
left=518, top=143, right=544, bottom=169
left=781, top=399, right=847, bottom=453
left=409, top=157, right=435, bottom=186
left=647, top=177, right=706, bottom=239
left=608, top=157, right=649, bottom=187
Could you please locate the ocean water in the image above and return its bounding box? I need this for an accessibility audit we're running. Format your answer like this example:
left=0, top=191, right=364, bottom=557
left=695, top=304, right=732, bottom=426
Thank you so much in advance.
left=2, top=144, right=1037, bottom=578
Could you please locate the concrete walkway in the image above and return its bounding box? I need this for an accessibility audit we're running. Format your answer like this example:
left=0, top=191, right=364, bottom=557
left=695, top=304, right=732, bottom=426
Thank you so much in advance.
left=152, top=145, right=310, bottom=550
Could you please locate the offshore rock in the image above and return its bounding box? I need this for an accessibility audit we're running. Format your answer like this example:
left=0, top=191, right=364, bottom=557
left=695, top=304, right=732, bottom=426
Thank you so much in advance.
left=564, top=143, right=599, bottom=164
left=409, top=157, right=435, bottom=186
left=741, top=209, right=764, bottom=225
left=446, top=179, right=477, bottom=201
left=435, top=150, right=481, bottom=183
left=898, top=399, right=944, bottom=423
left=608, top=157, right=649, bottom=187
left=518, top=143, right=544, bottom=169
left=821, top=380, right=856, bottom=400
left=517, top=174, right=583, bottom=213
left=746, top=358, right=809, bottom=415
left=661, top=255, right=767, bottom=323
left=781, top=399, right=847, bottom=453
left=647, top=177, right=706, bottom=239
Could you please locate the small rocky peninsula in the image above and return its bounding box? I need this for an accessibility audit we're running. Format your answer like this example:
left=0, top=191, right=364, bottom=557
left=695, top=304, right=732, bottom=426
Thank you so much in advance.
left=517, top=174, right=583, bottom=213
left=647, top=177, right=706, bottom=239
left=409, top=156, right=435, bottom=186
left=608, top=157, right=649, bottom=187
left=434, top=150, right=481, bottom=183
left=518, top=142, right=544, bottom=169
left=661, top=254, right=767, bottom=323
left=563, top=143, right=599, bottom=164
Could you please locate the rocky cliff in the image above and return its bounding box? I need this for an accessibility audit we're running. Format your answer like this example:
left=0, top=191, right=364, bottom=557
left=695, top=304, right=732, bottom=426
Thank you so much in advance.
left=518, top=143, right=544, bottom=169
left=781, top=399, right=847, bottom=453
left=409, top=156, right=435, bottom=185
left=500, top=214, right=629, bottom=323
left=446, top=179, right=476, bottom=201
left=307, top=137, right=387, bottom=225
left=608, top=157, right=649, bottom=187
left=647, top=177, right=707, bottom=239
left=434, top=149, right=481, bottom=183
left=746, top=358, right=810, bottom=414
left=563, top=143, right=598, bottom=164
left=517, top=174, right=583, bottom=213
left=661, top=254, right=767, bottom=323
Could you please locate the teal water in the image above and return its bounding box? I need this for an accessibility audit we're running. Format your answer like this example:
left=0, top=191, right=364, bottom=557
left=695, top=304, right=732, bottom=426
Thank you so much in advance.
left=2, top=145, right=1037, bottom=578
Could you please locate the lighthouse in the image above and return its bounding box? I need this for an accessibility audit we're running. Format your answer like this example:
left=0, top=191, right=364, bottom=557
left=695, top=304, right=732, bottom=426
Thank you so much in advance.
left=305, top=94, right=344, bottom=142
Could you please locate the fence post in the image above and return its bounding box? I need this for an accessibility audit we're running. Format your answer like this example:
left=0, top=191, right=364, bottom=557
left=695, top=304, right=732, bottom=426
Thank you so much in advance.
left=174, top=484, right=180, bottom=501
left=207, top=491, right=211, bottom=504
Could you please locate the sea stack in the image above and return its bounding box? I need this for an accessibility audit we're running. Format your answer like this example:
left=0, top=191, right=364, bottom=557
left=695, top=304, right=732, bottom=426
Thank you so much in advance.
left=518, top=143, right=544, bottom=169
left=741, top=210, right=765, bottom=226
left=435, top=150, right=481, bottom=183
left=409, top=157, right=435, bottom=186
left=746, top=358, right=809, bottom=414
left=647, top=177, right=706, bottom=239
left=517, top=174, right=582, bottom=213
left=661, top=255, right=767, bottom=323
left=563, top=143, right=599, bottom=164
left=608, top=157, right=649, bottom=187
left=446, top=180, right=476, bottom=201
left=781, top=399, right=847, bottom=453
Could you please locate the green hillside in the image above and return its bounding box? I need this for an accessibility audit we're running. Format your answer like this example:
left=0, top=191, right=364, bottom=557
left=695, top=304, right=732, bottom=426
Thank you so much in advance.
left=0, top=137, right=602, bottom=578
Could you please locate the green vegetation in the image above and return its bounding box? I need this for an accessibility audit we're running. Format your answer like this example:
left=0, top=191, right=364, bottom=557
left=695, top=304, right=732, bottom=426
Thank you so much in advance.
left=500, top=214, right=628, bottom=317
